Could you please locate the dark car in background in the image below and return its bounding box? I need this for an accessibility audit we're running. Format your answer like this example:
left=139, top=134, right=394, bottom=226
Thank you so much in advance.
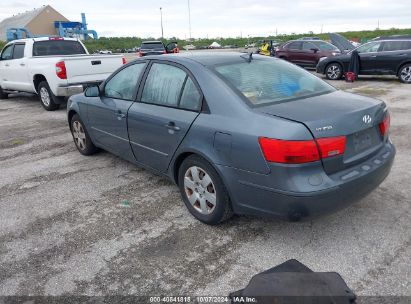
left=67, top=53, right=394, bottom=225
left=138, top=41, right=179, bottom=57
left=317, top=39, right=411, bottom=83
left=275, top=40, right=340, bottom=68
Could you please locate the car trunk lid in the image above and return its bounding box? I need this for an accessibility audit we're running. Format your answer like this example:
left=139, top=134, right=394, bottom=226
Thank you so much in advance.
left=256, top=90, right=387, bottom=174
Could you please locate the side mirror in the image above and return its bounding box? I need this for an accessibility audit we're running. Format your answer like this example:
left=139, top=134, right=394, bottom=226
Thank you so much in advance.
left=311, top=48, right=319, bottom=53
left=84, top=85, right=100, bottom=97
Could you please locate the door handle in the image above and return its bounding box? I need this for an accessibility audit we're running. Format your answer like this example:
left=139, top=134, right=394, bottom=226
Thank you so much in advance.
left=4, top=63, right=9, bottom=67
left=115, top=110, right=126, bottom=119
left=20, top=63, right=26, bottom=66
left=165, top=122, right=180, bottom=131
left=370, top=55, right=377, bottom=58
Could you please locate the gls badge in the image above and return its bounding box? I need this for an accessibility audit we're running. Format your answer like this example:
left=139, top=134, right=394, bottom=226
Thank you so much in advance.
left=316, top=125, right=333, bottom=132
left=363, top=114, right=372, bottom=124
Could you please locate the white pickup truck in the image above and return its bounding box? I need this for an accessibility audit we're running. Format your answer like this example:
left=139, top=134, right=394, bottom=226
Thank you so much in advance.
left=0, top=37, right=125, bottom=110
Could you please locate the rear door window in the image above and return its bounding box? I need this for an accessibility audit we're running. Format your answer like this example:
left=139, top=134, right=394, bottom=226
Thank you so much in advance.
left=1, top=44, right=14, bottom=60
left=141, top=63, right=187, bottom=107
left=104, top=63, right=146, bottom=100
left=13, top=44, right=25, bottom=59
left=382, top=41, right=411, bottom=51
left=141, top=43, right=165, bottom=50
left=302, top=42, right=316, bottom=51
left=33, top=40, right=86, bottom=56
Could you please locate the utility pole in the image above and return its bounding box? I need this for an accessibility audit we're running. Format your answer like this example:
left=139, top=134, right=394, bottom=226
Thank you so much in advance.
left=187, top=0, right=192, bottom=40
left=160, top=7, right=164, bottom=39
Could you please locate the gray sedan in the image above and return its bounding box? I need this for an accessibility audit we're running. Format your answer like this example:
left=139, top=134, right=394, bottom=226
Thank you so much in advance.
left=67, top=52, right=395, bottom=225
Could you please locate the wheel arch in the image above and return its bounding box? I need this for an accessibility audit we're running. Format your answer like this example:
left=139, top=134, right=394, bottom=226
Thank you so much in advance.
left=68, top=109, right=78, bottom=129
left=33, top=74, right=47, bottom=93
left=397, top=61, right=411, bottom=76
left=170, top=149, right=222, bottom=185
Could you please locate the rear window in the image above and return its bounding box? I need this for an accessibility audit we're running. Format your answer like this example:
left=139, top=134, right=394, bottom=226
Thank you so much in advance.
left=214, top=58, right=335, bottom=107
left=141, top=42, right=165, bottom=50
left=32, top=40, right=86, bottom=56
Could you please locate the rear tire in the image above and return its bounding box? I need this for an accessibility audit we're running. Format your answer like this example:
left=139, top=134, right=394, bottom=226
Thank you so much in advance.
left=325, top=62, right=343, bottom=80
left=38, top=81, right=60, bottom=111
left=398, top=64, right=411, bottom=84
left=0, top=86, right=8, bottom=99
left=178, top=155, right=233, bottom=225
left=70, top=114, right=99, bottom=156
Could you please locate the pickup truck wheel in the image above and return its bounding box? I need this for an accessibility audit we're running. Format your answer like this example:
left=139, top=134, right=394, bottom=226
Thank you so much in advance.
left=178, top=155, right=233, bottom=225
left=0, top=87, right=8, bottom=99
left=70, top=114, right=98, bottom=156
left=38, top=81, right=60, bottom=111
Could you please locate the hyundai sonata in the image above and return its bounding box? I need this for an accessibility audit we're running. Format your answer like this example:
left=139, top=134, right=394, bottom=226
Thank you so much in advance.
left=67, top=53, right=395, bottom=224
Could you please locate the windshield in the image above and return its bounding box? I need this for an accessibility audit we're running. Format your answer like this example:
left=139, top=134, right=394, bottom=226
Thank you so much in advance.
left=214, top=58, right=335, bottom=107
left=314, top=41, right=339, bottom=51
left=141, top=43, right=165, bottom=50
left=33, top=40, right=86, bottom=56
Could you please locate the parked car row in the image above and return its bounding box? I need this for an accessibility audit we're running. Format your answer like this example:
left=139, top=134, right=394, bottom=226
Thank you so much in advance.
left=273, top=35, right=411, bottom=84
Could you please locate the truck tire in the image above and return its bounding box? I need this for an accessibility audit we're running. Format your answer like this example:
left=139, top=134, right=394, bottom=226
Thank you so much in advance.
left=38, top=81, right=60, bottom=111
left=0, top=86, right=8, bottom=99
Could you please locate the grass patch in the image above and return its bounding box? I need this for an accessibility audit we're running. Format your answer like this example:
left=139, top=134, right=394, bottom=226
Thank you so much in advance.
left=10, top=138, right=25, bottom=146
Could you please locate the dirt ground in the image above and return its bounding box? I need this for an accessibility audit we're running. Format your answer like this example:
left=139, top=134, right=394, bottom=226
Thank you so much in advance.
left=0, top=71, right=410, bottom=299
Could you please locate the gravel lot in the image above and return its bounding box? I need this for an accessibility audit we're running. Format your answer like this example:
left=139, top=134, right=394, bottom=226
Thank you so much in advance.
left=0, top=73, right=410, bottom=298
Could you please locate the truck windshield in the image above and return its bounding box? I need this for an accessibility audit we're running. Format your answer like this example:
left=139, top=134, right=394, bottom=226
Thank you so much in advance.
left=33, top=40, right=86, bottom=56
left=214, top=58, right=335, bottom=107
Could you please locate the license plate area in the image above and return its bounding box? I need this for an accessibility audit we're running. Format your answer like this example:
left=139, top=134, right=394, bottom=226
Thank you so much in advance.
left=344, top=127, right=381, bottom=160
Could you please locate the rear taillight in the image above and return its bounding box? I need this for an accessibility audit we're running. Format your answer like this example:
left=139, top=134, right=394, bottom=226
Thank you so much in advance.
left=258, top=138, right=320, bottom=164
left=316, top=136, right=346, bottom=159
left=259, top=136, right=346, bottom=164
left=122, top=57, right=126, bottom=65
left=55, top=61, right=67, bottom=79
left=379, top=112, right=390, bottom=137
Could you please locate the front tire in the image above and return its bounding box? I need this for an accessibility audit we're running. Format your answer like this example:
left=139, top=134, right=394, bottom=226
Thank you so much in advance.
left=0, top=86, right=8, bottom=99
left=70, top=114, right=98, bottom=156
left=325, top=62, right=343, bottom=80
left=178, top=155, right=233, bottom=225
left=399, top=64, right=411, bottom=84
left=38, top=81, right=61, bottom=111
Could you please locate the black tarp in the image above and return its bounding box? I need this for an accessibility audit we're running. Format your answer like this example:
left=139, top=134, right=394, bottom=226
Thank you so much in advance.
left=348, top=50, right=360, bottom=77
left=230, top=259, right=356, bottom=304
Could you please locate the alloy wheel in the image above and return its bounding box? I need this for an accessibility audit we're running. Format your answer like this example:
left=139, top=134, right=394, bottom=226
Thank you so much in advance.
left=40, top=87, right=51, bottom=107
left=400, top=66, right=411, bottom=83
left=72, top=121, right=87, bottom=150
left=184, top=166, right=217, bottom=215
left=327, top=65, right=341, bottom=80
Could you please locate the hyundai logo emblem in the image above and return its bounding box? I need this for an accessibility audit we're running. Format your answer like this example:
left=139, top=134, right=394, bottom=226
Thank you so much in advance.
left=362, top=115, right=372, bottom=124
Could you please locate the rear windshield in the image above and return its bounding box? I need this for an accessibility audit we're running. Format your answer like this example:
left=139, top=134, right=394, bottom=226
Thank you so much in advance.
left=141, top=42, right=165, bottom=50
left=214, top=58, right=335, bottom=107
left=33, top=40, right=86, bottom=56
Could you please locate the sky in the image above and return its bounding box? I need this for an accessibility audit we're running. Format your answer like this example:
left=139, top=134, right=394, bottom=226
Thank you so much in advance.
left=1, top=0, right=410, bottom=39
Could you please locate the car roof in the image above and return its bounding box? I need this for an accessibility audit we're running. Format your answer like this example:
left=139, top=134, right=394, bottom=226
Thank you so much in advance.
left=142, top=41, right=163, bottom=44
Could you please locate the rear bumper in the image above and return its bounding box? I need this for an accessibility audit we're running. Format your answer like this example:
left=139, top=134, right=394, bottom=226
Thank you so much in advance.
left=56, top=85, right=84, bottom=97
left=217, top=142, right=395, bottom=221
